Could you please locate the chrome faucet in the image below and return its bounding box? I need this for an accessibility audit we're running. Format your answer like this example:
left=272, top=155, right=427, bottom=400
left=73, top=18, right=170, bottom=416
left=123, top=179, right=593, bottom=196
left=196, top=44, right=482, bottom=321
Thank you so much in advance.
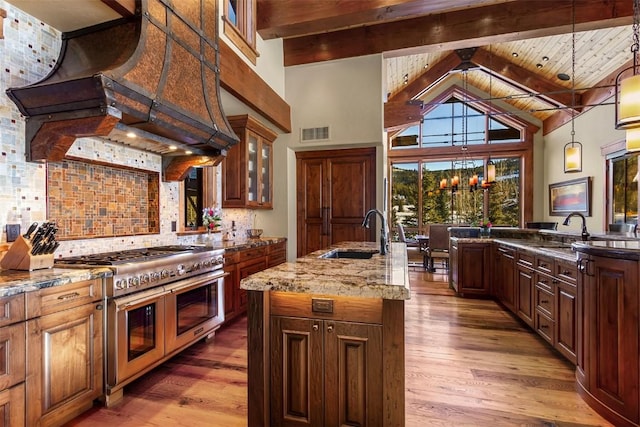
left=362, top=209, right=388, bottom=255
left=562, top=212, right=590, bottom=241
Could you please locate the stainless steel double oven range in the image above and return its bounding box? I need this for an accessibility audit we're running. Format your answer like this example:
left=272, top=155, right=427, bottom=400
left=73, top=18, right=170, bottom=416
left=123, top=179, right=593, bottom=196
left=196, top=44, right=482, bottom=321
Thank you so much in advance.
left=55, top=245, right=226, bottom=405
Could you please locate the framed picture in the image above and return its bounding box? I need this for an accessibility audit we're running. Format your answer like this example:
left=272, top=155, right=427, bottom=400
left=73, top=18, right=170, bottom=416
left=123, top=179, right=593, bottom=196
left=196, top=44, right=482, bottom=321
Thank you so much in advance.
left=549, top=177, right=592, bottom=216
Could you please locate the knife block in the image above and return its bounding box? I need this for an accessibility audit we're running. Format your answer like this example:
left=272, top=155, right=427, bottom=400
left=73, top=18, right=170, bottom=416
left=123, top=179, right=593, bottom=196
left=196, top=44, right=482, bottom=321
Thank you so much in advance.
left=0, top=235, right=54, bottom=271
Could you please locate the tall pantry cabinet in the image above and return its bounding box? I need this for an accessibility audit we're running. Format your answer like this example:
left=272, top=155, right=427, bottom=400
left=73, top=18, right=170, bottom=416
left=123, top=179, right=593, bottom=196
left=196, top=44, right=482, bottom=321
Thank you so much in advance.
left=296, top=148, right=376, bottom=257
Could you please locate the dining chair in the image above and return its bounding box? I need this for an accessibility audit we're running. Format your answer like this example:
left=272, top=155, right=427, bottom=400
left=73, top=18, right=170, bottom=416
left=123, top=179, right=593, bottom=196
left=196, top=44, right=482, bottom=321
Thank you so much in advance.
left=397, top=224, right=422, bottom=267
left=425, top=224, right=451, bottom=272
left=608, top=223, right=635, bottom=232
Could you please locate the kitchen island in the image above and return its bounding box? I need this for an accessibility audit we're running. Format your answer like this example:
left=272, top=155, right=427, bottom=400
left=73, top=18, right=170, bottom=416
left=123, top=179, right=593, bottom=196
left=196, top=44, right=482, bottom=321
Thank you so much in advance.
left=241, top=241, right=410, bottom=427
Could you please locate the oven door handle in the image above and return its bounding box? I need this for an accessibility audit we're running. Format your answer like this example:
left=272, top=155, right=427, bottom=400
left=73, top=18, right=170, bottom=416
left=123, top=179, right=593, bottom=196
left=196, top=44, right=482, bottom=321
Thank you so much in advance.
left=114, top=286, right=170, bottom=311
left=164, top=271, right=229, bottom=294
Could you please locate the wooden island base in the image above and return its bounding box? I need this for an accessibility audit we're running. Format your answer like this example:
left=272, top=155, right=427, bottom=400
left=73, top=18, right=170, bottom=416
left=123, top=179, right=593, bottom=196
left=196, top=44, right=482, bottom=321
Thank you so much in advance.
left=247, top=290, right=405, bottom=426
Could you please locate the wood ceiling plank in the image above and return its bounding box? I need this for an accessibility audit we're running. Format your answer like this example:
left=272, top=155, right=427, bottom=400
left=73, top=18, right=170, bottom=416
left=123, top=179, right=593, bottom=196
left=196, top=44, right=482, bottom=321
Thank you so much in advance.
left=257, top=0, right=514, bottom=40
left=389, top=52, right=461, bottom=103
left=283, top=0, right=633, bottom=66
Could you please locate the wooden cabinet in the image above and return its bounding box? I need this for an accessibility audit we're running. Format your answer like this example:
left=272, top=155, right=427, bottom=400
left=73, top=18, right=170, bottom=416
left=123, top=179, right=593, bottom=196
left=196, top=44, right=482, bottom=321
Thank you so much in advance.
left=270, top=316, right=383, bottom=426
left=0, top=293, right=26, bottom=427
left=555, top=279, right=577, bottom=363
left=223, top=114, right=278, bottom=209
left=25, top=279, right=103, bottom=427
left=295, top=148, right=376, bottom=257
left=576, top=252, right=639, bottom=426
left=259, top=292, right=401, bottom=427
left=494, top=245, right=516, bottom=311
left=450, top=241, right=491, bottom=296
left=534, top=271, right=555, bottom=345
left=223, top=242, right=285, bottom=324
left=516, top=255, right=535, bottom=328
left=266, top=241, right=287, bottom=267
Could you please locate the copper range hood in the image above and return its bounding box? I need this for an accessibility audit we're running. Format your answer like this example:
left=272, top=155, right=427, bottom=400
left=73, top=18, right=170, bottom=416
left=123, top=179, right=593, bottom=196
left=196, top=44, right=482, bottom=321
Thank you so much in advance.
left=6, top=0, right=238, bottom=181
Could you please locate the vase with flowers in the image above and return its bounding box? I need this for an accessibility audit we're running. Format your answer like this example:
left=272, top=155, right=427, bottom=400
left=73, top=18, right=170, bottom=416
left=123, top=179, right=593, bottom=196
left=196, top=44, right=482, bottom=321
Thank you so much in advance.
left=202, top=207, right=222, bottom=233
left=480, top=218, right=492, bottom=238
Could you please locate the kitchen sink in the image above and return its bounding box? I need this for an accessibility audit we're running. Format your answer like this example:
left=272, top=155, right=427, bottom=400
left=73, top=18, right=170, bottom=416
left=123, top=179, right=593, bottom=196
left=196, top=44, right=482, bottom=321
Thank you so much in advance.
left=320, top=249, right=378, bottom=259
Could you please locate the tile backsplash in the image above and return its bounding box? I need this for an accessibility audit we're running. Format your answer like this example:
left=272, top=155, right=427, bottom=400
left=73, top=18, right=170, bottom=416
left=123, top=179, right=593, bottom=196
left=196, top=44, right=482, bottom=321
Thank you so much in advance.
left=47, top=159, right=160, bottom=239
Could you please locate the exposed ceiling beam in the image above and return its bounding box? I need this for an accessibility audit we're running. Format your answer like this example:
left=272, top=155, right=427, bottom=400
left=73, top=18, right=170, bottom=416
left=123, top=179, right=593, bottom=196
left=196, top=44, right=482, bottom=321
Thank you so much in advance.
left=472, top=48, right=579, bottom=112
left=282, top=0, right=633, bottom=66
left=257, top=0, right=516, bottom=40
left=542, top=58, right=630, bottom=135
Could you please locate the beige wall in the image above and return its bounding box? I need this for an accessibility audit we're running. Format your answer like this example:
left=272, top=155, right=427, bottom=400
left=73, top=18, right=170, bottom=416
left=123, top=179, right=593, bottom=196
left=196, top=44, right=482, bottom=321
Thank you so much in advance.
left=266, top=55, right=386, bottom=259
left=543, top=101, right=625, bottom=233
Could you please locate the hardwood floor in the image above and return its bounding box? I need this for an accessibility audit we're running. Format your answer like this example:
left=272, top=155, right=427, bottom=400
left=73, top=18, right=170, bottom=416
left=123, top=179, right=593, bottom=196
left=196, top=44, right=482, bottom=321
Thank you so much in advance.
left=66, top=268, right=612, bottom=426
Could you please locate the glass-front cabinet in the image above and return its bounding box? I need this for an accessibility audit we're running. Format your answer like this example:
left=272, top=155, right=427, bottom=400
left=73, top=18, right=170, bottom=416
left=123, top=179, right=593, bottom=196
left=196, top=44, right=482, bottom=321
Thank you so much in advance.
left=223, top=114, right=277, bottom=209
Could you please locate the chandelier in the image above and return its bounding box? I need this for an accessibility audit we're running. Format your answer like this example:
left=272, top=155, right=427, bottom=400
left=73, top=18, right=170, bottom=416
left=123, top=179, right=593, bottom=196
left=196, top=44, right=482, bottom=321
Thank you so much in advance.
left=615, top=0, right=640, bottom=151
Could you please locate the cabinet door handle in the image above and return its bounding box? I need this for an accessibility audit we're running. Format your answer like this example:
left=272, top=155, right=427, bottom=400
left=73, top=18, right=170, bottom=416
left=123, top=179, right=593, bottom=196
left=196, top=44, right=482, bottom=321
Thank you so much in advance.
left=312, top=324, right=319, bottom=331
left=57, top=292, right=80, bottom=300
left=322, top=207, right=330, bottom=235
left=327, top=325, right=334, bottom=333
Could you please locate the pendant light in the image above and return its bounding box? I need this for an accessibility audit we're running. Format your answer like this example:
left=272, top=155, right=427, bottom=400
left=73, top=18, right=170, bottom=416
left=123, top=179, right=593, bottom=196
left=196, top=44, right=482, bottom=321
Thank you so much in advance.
left=615, top=0, right=640, bottom=151
left=564, top=0, right=583, bottom=172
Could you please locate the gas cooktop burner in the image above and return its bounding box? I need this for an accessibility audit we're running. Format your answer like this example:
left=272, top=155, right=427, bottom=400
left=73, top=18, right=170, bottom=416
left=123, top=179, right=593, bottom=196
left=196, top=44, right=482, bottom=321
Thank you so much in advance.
left=55, top=245, right=204, bottom=265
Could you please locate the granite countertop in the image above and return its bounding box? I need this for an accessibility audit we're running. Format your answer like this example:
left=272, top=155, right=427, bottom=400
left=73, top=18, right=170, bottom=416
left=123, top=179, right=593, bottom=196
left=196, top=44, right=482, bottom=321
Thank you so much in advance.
left=240, top=241, right=411, bottom=300
left=200, top=237, right=286, bottom=252
left=572, top=240, right=640, bottom=260
left=0, top=267, right=111, bottom=298
left=451, top=236, right=578, bottom=262
left=0, top=238, right=287, bottom=298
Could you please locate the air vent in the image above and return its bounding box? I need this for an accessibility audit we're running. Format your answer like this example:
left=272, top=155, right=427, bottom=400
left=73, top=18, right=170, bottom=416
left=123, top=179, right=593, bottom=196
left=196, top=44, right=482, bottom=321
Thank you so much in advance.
left=301, top=126, right=330, bottom=142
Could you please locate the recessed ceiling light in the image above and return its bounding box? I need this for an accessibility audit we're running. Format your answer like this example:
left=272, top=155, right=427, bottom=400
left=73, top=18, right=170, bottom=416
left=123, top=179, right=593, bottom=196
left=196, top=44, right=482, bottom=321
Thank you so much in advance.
left=126, top=132, right=136, bottom=138
left=542, top=56, right=549, bottom=61
left=536, top=63, right=543, bottom=69
left=169, top=145, right=177, bottom=150
left=185, top=150, right=193, bottom=155
left=557, top=73, right=570, bottom=81
left=512, top=52, right=519, bottom=57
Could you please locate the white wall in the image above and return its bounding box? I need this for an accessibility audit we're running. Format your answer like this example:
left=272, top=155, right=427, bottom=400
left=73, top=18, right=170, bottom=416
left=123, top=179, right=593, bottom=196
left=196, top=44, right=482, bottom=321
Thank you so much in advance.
left=543, top=101, right=625, bottom=233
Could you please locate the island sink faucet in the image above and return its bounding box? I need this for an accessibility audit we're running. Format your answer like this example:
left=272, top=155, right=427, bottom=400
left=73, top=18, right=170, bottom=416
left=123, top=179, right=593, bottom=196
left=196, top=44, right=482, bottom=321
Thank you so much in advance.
left=362, top=209, right=388, bottom=255
left=562, top=212, right=590, bottom=241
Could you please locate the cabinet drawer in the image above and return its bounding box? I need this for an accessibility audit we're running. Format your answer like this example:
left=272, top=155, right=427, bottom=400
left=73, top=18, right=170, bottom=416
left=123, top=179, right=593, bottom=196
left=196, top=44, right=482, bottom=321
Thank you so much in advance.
left=535, top=255, right=554, bottom=275
left=0, top=322, right=25, bottom=391
left=0, top=383, right=25, bottom=427
left=535, top=285, right=554, bottom=318
left=224, top=251, right=240, bottom=265
left=517, top=252, right=534, bottom=269
left=0, top=293, right=25, bottom=328
left=270, top=292, right=383, bottom=324
left=535, top=311, right=554, bottom=344
left=238, top=247, right=266, bottom=262
left=535, top=272, right=554, bottom=293
left=26, top=278, right=103, bottom=318
left=555, top=260, right=578, bottom=285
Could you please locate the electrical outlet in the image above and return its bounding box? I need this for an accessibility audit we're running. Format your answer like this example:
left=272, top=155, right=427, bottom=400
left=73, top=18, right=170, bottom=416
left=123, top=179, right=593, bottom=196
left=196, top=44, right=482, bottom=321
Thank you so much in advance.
left=171, top=221, right=177, bottom=232
left=6, top=224, right=20, bottom=242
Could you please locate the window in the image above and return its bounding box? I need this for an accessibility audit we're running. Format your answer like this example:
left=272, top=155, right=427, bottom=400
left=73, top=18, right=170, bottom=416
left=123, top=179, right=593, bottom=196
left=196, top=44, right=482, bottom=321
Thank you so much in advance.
left=184, top=168, right=204, bottom=228
left=223, top=0, right=258, bottom=64
left=391, top=96, right=522, bottom=149
left=181, top=167, right=216, bottom=231
left=388, top=90, right=531, bottom=229
left=609, top=154, right=638, bottom=225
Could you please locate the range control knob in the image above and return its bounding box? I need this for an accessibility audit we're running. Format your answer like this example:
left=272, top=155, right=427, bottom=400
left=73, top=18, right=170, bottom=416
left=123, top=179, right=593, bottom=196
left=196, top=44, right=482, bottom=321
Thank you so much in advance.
left=129, top=276, right=139, bottom=287
left=161, top=269, right=169, bottom=279
left=115, top=280, right=124, bottom=290
left=177, top=264, right=186, bottom=276
left=214, top=256, right=224, bottom=265
left=140, top=273, right=150, bottom=284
